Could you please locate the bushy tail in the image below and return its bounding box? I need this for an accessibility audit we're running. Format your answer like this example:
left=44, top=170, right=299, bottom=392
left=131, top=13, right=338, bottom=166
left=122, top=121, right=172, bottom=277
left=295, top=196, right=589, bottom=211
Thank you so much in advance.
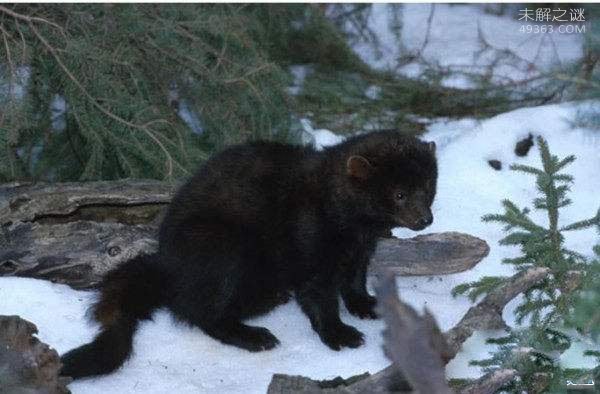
left=61, top=253, right=166, bottom=379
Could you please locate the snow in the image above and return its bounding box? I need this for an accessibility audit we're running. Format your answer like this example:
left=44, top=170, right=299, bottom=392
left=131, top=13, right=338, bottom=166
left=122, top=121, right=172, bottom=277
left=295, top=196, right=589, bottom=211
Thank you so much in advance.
left=1, top=5, right=598, bottom=392
left=178, top=100, right=205, bottom=136
left=0, top=278, right=388, bottom=394
left=300, top=118, right=345, bottom=150
left=348, top=4, right=584, bottom=87
left=287, top=65, right=313, bottom=96
left=364, top=85, right=382, bottom=100
left=402, top=102, right=600, bottom=377
left=2, top=101, right=599, bottom=392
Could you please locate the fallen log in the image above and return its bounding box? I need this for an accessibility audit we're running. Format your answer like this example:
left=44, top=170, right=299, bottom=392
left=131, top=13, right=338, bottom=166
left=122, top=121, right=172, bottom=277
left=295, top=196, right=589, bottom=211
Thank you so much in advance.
left=458, top=369, right=518, bottom=394
left=0, top=180, right=489, bottom=289
left=0, top=220, right=158, bottom=289
left=372, top=232, right=489, bottom=276
left=267, top=373, right=374, bottom=394
left=0, top=179, right=175, bottom=225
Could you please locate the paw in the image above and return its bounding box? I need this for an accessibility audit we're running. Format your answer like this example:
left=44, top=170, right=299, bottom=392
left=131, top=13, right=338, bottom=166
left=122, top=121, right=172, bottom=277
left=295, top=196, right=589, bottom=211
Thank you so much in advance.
left=320, top=323, right=364, bottom=351
left=239, top=326, right=280, bottom=352
left=346, top=295, right=378, bottom=319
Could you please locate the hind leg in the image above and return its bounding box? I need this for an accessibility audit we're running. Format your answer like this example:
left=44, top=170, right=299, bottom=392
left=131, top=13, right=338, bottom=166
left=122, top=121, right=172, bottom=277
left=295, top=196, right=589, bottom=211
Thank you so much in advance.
left=186, top=287, right=283, bottom=351
left=170, top=284, right=282, bottom=352
left=171, top=293, right=282, bottom=352
left=201, top=319, right=280, bottom=352
left=166, top=257, right=281, bottom=351
left=171, top=291, right=282, bottom=352
left=164, top=219, right=283, bottom=351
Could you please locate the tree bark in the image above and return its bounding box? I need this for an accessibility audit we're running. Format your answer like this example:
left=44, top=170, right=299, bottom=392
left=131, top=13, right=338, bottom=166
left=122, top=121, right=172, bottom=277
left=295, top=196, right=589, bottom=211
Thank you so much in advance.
left=372, top=232, right=489, bottom=276
left=458, top=369, right=518, bottom=394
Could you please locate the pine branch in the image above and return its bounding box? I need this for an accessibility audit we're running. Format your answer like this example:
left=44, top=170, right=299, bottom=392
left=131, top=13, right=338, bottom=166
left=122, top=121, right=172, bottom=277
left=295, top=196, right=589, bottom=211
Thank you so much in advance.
left=445, top=267, right=550, bottom=359
left=561, top=211, right=600, bottom=232
left=555, top=155, right=576, bottom=171
left=509, top=164, right=543, bottom=176
left=452, top=276, right=507, bottom=302
left=499, top=231, right=534, bottom=246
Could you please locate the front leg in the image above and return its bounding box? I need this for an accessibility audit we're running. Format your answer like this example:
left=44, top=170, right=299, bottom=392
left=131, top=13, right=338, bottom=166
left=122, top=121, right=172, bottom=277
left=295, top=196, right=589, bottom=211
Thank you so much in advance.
left=341, top=255, right=378, bottom=319
left=296, top=273, right=364, bottom=350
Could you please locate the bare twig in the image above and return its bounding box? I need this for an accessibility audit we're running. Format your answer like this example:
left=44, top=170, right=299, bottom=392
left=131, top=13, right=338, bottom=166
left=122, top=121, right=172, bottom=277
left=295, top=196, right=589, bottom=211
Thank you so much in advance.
left=418, top=4, right=435, bottom=55
left=0, top=4, right=66, bottom=40
left=554, top=73, right=600, bottom=90
left=0, top=23, right=16, bottom=94
left=0, top=22, right=16, bottom=133
left=13, top=20, right=27, bottom=64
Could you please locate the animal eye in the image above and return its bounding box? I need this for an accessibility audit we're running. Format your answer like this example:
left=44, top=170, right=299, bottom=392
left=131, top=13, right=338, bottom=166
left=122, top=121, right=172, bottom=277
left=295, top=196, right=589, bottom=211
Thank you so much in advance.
left=395, top=192, right=405, bottom=201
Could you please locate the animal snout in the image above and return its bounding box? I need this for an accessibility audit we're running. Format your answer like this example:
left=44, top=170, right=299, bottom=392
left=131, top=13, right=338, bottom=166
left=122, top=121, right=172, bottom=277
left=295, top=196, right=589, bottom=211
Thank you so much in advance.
left=416, top=214, right=433, bottom=228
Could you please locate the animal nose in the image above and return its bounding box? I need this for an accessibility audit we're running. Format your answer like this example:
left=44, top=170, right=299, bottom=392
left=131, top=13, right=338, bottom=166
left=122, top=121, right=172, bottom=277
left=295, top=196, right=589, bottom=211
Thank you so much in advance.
left=417, top=215, right=433, bottom=227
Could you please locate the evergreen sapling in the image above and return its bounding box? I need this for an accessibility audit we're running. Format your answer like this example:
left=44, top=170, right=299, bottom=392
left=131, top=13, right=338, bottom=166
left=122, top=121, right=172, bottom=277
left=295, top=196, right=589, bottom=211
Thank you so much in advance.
left=453, top=136, right=600, bottom=326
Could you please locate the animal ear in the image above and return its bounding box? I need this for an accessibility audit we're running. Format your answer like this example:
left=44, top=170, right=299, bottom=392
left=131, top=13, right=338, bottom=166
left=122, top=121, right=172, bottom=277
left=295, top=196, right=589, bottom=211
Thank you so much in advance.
left=427, top=141, right=436, bottom=154
left=346, top=155, right=372, bottom=180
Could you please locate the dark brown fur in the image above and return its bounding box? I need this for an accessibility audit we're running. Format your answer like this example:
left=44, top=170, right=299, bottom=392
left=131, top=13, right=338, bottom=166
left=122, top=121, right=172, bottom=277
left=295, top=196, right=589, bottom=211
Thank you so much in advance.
left=61, top=131, right=438, bottom=379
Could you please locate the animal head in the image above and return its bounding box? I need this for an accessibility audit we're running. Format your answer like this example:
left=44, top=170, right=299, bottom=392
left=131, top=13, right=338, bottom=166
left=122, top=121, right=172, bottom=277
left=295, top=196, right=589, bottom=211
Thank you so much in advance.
left=342, top=132, right=438, bottom=231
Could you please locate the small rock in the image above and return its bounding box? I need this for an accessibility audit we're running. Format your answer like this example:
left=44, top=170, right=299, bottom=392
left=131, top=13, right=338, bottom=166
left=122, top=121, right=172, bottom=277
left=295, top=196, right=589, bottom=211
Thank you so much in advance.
left=488, top=160, right=502, bottom=171
left=515, top=133, right=534, bottom=157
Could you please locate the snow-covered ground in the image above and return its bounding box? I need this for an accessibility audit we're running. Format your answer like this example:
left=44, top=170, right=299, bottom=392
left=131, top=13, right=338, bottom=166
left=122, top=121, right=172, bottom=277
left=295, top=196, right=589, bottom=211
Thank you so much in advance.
left=2, top=101, right=599, bottom=393
left=346, top=4, right=584, bottom=87
left=2, top=4, right=598, bottom=393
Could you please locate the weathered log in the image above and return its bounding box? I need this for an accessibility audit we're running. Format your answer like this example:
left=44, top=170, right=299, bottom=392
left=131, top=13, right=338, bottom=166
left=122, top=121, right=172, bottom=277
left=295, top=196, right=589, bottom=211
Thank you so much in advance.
left=0, top=180, right=489, bottom=289
left=0, top=315, right=71, bottom=394
left=267, top=374, right=340, bottom=393
left=0, top=221, right=158, bottom=289
left=371, top=232, right=489, bottom=276
left=267, top=373, right=375, bottom=394
left=458, top=369, right=518, bottom=394
left=0, top=179, right=175, bottom=225
left=267, top=368, right=414, bottom=394
left=0, top=180, right=176, bottom=289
